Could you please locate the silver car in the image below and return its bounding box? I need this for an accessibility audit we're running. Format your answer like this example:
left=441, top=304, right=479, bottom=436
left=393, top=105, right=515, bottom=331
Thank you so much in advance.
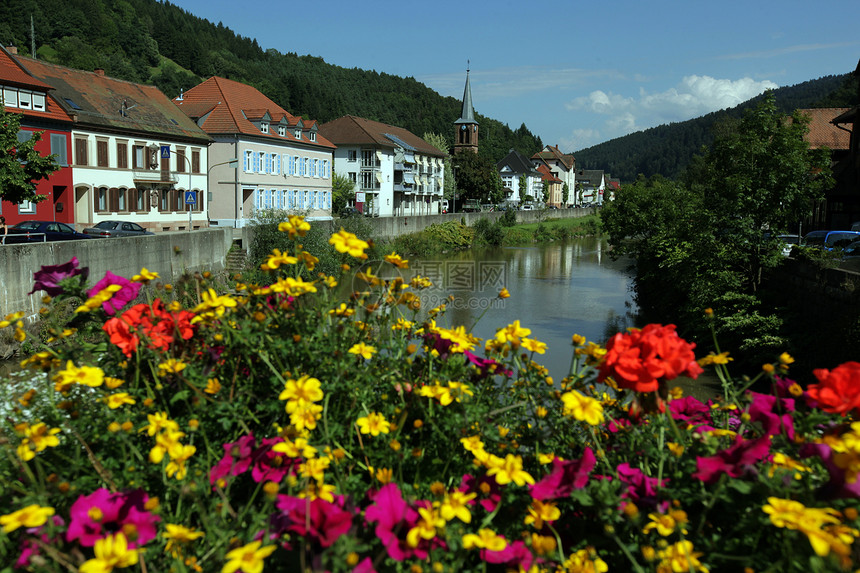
left=83, top=220, right=154, bottom=238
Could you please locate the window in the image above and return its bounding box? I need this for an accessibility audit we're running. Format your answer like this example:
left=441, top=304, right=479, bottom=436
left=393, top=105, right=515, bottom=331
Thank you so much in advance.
left=297, top=190, right=303, bottom=208
left=289, top=156, right=296, bottom=175
left=282, top=190, right=289, bottom=208
left=75, top=138, right=88, bottom=166
left=191, top=149, right=200, bottom=173
left=349, top=172, right=357, bottom=184
left=18, top=90, right=31, bottom=109
left=278, top=125, right=286, bottom=137
left=176, top=148, right=186, bottom=173
left=18, top=200, right=35, bottom=214
left=294, top=129, right=301, bottom=139
left=261, top=122, right=269, bottom=134
left=3, top=88, right=17, bottom=107
left=32, top=93, right=46, bottom=112
left=273, top=154, right=280, bottom=175
left=309, top=131, right=316, bottom=142
left=309, top=159, right=316, bottom=178
left=304, top=191, right=310, bottom=208
left=116, top=142, right=128, bottom=169
left=51, top=134, right=68, bottom=166
left=264, top=153, right=272, bottom=174
left=97, top=140, right=109, bottom=167
left=132, top=145, right=145, bottom=169
left=110, top=188, right=127, bottom=212
left=245, top=150, right=254, bottom=172
left=348, top=150, right=357, bottom=162
left=97, top=187, right=108, bottom=212
left=323, top=160, right=329, bottom=178
left=132, top=188, right=149, bottom=212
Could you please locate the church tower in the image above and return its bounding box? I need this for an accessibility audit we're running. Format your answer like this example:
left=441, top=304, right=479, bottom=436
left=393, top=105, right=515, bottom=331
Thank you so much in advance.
left=454, top=65, right=479, bottom=154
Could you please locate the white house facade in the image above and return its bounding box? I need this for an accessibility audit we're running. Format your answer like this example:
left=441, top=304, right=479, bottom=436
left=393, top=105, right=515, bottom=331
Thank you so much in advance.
left=497, top=149, right=542, bottom=205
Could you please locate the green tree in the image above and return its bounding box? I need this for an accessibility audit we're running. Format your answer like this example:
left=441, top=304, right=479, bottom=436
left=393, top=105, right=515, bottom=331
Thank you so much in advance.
left=562, top=182, right=570, bottom=205
left=540, top=180, right=549, bottom=204
left=517, top=174, right=527, bottom=203
left=331, top=170, right=355, bottom=215
left=452, top=152, right=504, bottom=205
left=0, top=108, right=59, bottom=205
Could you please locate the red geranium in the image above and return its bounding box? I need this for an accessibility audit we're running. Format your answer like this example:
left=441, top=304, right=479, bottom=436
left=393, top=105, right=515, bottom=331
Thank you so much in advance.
left=103, top=299, right=195, bottom=357
left=598, top=323, right=703, bottom=393
left=806, top=361, right=860, bottom=416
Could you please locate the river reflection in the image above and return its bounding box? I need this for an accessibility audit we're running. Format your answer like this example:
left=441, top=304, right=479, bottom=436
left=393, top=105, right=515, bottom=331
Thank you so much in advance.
left=407, top=238, right=639, bottom=382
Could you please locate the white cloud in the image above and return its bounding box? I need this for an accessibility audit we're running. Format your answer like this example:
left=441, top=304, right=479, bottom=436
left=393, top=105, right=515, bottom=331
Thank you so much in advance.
left=566, top=75, right=779, bottom=148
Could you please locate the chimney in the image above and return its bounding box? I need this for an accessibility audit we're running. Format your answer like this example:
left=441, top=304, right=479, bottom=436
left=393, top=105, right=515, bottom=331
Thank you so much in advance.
left=94, top=68, right=105, bottom=76
left=6, top=45, right=17, bottom=55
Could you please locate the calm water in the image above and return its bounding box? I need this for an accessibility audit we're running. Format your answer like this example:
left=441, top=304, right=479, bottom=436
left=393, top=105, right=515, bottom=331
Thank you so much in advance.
left=405, top=238, right=639, bottom=382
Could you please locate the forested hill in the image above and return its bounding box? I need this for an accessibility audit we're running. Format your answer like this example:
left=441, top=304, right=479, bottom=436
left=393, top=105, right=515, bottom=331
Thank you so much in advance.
left=575, top=73, right=859, bottom=182
left=0, top=0, right=543, bottom=163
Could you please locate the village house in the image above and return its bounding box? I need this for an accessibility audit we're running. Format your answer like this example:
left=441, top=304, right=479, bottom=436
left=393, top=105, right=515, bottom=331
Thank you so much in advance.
left=536, top=164, right=563, bottom=207
left=576, top=169, right=606, bottom=206
left=319, top=115, right=446, bottom=217
left=531, top=145, right=576, bottom=205
left=174, top=76, right=335, bottom=226
left=796, top=107, right=851, bottom=229
left=496, top=149, right=542, bottom=206
left=15, top=51, right=212, bottom=232
left=0, top=46, right=74, bottom=228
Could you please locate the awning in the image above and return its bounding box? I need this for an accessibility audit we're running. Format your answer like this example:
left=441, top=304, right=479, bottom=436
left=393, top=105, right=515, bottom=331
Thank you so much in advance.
left=403, top=172, right=415, bottom=184
left=376, top=150, right=383, bottom=161
left=375, top=172, right=383, bottom=183
left=404, top=154, right=415, bottom=164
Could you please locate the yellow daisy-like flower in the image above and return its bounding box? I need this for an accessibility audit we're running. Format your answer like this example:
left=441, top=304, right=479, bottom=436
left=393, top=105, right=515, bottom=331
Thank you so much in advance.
left=384, top=252, right=409, bottom=268
left=348, top=342, right=376, bottom=360
left=329, top=228, right=369, bottom=259
left=222, top=540, right=277, bottom=573
left=439, top=491, right=477, bottom=523
left=279, top=375, right=324, bottom=406
left=494, top=320, right=531, bottom=344
left=329, top=303, right=355, bottom=318
left=521, top=338, right=547, bottom=354
left=79, top=532, right=139, bottom=573
left=260, top=248, right=299, bottom=270
left=562, top=549, right=608, bottom=573
left=356, top=412, right=390, bottom=436
left=524, top=499, right=561, bottom=529
left=158, top=358, right=187, bottom=376
left=162, top=524, right=205, bottom=557
left=462, top=528, right=507, bottom=551
left=655, top=540, right=708, bottom=573
left=406, top=507, right=445, bottom=548
left=498, top=287, right=510, bottom=299
left=560, top=390, right=604, bottom=426
left=106, top=393, right=136, bottom=409
left=485, top=453, right=534, bottom=486
left=54, top=360, right=105, bottom=392
left=205, top=378, right=222, bottom=394
left=131, top=268, right=159, bottom=283
left=278, top=215, right=311, bottom=238
left=0, top=504, right=55, bottom=533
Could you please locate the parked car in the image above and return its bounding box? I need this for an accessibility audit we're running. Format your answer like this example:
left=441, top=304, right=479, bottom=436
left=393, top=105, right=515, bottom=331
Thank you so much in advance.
left=824, top=231, right=860, bottom=251
left=6, top=220, right=93, bottom=243
left=776, top=234, right=801, bottom=257
left=802, top=230, right=830, bottom=249
left=521, top=204, right=534, bottom=211
left=83, top=220, right=154, bottom=238
left=338, top=207, right=360, bottom=218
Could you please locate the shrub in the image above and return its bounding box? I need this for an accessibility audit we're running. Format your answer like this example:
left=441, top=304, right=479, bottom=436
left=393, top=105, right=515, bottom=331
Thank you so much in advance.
left=500, top=208, right=517, bottom=227
left=3, top=218, right=860, bottom=573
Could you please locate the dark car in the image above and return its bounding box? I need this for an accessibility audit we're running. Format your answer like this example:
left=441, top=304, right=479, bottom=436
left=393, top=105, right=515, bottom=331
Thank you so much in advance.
left=5, top=220, right=93, bottom=243
left=83, top=220, right=154, bottom=238
left=802, top=230, right=830, bottom=249
left=339, top=207, right=360, bottom=218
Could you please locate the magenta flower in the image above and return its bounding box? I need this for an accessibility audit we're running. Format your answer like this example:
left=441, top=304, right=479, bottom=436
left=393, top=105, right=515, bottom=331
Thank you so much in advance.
left=88, top=271, right=142, bottom=315
left=251, top=437, right=297, bottom=483
left=668, top=396, right=713, bottom=428
left=464, top=350, right=513, bottom=378
left=67, top=488, right=158, bottom=548
left=746, top=391, right=795, bottom=439
left=530, top=448, right=595, bottom=500
left=800, top=442, right=860, bottom=499
left=459, top=473, right=501, bottom=512
left=692, top=435, right=772, bottom=485
left=210, top=434, right=257, bottom=485
left=273, top=495, right=354, bottom=548
left=483, top=539, right=532, bottom=570
left=29, top=256, right=88, bottom=296
left=364, top=483, right=423, bottom=561
left=616, top=463, right=666, bottom=507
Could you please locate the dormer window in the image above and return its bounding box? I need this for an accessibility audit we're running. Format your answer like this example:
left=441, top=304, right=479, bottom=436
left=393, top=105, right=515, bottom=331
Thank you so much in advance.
left=309, top=131, right=316, bottom=142
left=278, top=125, right=286, bottom=137
left=294, top=129, right=301, bottom=139
left=261, top=122, right=269, bottom=134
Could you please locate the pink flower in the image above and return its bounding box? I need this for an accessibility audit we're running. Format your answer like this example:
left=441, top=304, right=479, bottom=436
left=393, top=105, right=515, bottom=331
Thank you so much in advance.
left=29, top=256, right=88, bottom=296
left=464, top=351, right=513, bottom=378
left=273, top=495, right=354, bottom=548
left=530, top=448, right=595, bottom=500
left=251, top=437, right=297, bottom=483
left=616, top=463, right=667, bottom=507
left=692, top=435, right=771, bottom=484
left=210, top=434, right=257, bottom=485
left=67, top=488, right=158, bottom=548
left=353, top=557, right=377, bottom=573
left=88, top=271, right=142, bottom=315
left=668, top=396, right=712, bottom=428
left=483, top=539, right=532, bottom=570
left=364, top=483, right=423, bottom=561
left=799, top=442, right=860, bottom=499
left=459, top=474, right=501, bottom=513
left=746, top=391, right=795, bottom=439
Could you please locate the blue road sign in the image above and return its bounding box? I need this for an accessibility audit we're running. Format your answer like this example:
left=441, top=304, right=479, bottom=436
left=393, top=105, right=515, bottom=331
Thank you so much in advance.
left=160, top=145, right=171, bottom=159
left=184, top=191, right=196, bottom=205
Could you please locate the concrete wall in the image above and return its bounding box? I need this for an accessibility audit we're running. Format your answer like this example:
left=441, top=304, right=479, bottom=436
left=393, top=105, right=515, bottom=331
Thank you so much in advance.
left=1, top=228, right=233, bottom=318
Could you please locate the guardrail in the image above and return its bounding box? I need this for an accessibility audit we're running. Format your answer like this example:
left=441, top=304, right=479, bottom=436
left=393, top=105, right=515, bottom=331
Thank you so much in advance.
left=1, top=233, right=47, bottom=245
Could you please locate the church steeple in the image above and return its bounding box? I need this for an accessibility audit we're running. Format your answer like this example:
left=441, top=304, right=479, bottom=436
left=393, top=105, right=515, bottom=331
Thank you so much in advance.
left=454, top=63, right=478, bottom=154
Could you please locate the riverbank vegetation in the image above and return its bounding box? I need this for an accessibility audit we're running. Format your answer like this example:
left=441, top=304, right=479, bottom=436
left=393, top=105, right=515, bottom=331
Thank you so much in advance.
left=3, top=218, right=860, bottom=573
left=601, top=93, right=833, bottom=373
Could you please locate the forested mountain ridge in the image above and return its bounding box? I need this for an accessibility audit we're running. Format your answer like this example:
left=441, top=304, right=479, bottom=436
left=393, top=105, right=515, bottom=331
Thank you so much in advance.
left=0, top=0, right=543, bottom=163
left=576, top=73, right=859, bottom=182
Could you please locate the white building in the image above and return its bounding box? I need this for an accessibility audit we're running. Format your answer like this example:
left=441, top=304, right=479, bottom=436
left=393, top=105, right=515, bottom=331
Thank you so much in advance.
left=497, top=149, right=542, bottom=205
left=320, top=116, right=446, bottom=217
left=532, top=145, right=577, bottom=206
left=174, top=76, right=335, bottom=226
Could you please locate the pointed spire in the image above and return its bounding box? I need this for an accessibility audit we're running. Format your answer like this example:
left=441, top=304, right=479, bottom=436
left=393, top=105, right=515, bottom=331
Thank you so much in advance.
left=456, top=63, right=476, bottom=125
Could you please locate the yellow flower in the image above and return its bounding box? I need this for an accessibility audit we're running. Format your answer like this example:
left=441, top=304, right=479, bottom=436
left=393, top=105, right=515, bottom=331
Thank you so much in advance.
left=260, top=248, right=299, bottom=270
left=498, top=287, right=510, bottom=299
left=278, top=215, right=311, bottom=238
left=54, top=360, right=104, bottom=392
left=329, top=228, right=369, bottom=259
left=643, top=510, right=689, bottom=536
left=769, top=453, right=812, bottom=480
left=462, top=528, right=507, bottom=551
left=162, top=524, right=205, bottom=557
left=406, top=507, right=444, bottom=548
left=329, top=303, right=355, bottom=317
left=356, top=412, right=390, bottom=436
left=384, top=252, right=409, bottom=268
left=667, top=442, right=685, bottom=457
left=165, top=443, right=196, bottom=480
left=571, top=334, right=586, bottom=346
left=524, top=499, right=561, bottom=529
left=298, top=457, right=330, bottom=482
left=222, top=540, right=277, bottom=573
left=158, top=358, right=187, bottom=376
left=562, top=549, right=609, bottom=573
left=205, top=378, right=222, bottom=394
left=348, top=342, right=376, bottom=360
left=375, top=467, right=393, bottom=484
left=485, top=454, right=534, bottom=486
left=494, top=320, right=531, bottom=344
left=561, top=390, right=604, bottom=426
left=460, top=435, right=485, bottom=454
left=436, top=325, right=478, bottom=353
left=655, top=540, right=708, bottom=573
left=106, top=393, right=136, bottom=409
left=15, top=422, right=61, bottom=461
left=698, top=351, right=733, bottom=366
left=439, top=491, right=477, bottom=523
left=0, top=504, right=55, bottom=533
left=779, top=352, right=795, bottom=365
left=79, top=533, right=139, bottom=573
left=131, top=268, right=159, bottom=283
left=289, top=402, right=323, bottom=432
left=279, top=375, right=324, bottom=406
left=521, top=338, right=547, bottom=354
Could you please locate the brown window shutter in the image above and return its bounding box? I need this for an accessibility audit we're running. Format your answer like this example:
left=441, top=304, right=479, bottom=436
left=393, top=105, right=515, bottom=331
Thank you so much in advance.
left=192, top=150, right=200, bottom=173
left=117, top=143, right=128, bottom=169
left=176, top=149, right=186, bottom=173
left=109, top=188, right=118, bottom=212
left=75, top=139, right=88, bottom=166
left=97, top=141, right=108, bottom=167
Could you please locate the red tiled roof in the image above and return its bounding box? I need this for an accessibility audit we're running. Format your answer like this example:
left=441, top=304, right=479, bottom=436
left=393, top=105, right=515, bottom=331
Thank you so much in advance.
left=175, top=77, right=334, bottom=149
left=0, top=47, right=72, bottom=124
left=532, top=145, right=575, bottom=170
left=536, top=164, right=561, bottom=183
left=796, top=108, right=851, bottom=150
left=19, top=56, right=210, bottom=142
left=319, top=115, right=446, bottom=158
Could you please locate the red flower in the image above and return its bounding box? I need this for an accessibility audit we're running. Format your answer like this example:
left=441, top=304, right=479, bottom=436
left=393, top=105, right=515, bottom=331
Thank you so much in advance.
left=598, top=324, right=703, bottom=393
left=806, top=362, right=860, bottom=416
left=103, top=299, right=195, bottom=357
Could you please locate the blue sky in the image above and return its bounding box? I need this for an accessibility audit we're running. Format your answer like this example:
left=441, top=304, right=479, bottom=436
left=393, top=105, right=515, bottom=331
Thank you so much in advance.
left=174, top=0, right=860, bottom=152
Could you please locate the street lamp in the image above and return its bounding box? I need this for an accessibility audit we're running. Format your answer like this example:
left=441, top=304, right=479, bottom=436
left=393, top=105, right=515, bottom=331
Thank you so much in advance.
left=205, top=159, right=239, bottom=227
